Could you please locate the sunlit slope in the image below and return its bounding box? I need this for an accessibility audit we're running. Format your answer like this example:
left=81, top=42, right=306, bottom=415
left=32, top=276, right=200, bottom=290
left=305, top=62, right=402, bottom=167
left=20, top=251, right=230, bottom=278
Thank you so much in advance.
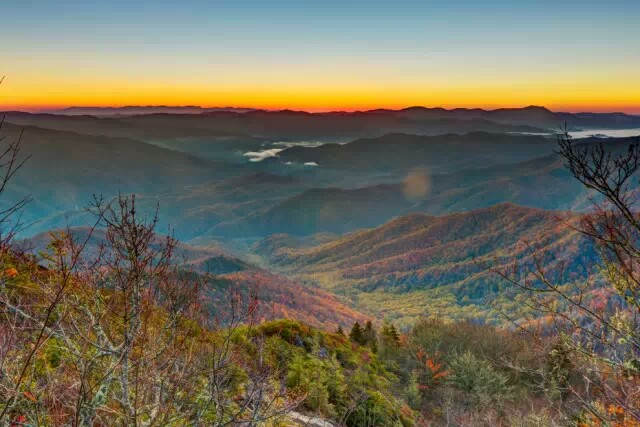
left=255, top=204, right=597, bottom=326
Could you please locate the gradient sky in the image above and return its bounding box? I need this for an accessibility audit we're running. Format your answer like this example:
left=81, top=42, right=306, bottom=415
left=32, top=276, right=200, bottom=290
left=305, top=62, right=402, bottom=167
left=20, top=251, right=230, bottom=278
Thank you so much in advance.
left=1, top=0, right=639, bottom=113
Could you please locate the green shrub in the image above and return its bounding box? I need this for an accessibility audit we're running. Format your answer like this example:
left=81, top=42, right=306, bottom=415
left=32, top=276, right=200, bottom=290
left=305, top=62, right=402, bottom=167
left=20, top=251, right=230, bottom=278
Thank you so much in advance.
left=447, top=351, right=513, bottom=408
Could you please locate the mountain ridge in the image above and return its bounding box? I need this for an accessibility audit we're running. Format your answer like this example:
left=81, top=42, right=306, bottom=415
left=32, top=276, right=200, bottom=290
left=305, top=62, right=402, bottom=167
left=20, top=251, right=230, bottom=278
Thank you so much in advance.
left=253, top=203, right=597, bottom=326
left=20, top=227, right=370, bottom=329
left=15, top=104, right=638, bottom=119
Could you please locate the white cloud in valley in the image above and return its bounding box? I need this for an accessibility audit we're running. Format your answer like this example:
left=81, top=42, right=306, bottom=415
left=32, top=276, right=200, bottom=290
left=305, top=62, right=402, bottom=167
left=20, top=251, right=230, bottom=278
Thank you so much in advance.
left=243, top=148, right=285, bottom=162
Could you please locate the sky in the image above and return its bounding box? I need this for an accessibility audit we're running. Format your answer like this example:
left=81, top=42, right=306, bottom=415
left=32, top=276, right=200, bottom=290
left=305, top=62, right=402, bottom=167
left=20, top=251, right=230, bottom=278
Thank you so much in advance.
left=1, top=0, right=639, bottom=113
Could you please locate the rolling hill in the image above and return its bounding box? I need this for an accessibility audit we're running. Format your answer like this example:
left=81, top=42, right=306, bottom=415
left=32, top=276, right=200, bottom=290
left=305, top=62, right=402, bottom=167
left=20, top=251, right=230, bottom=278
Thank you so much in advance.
left=50, top=106, right=257, bottom=116
left=6, top=106, right=639, bottom=142
left=207, top=151, right=585, bottom=238
left=210, top=184, right=412, bottom=237
left=21, top=172, right=311, bottom=241
left=21, top=227, right=369, bottom=329
left=211, top=136, right=640, bottom=238
left=387, top=105, right=640, bottom=129
left=2, top=109, right=545, bottom=141
left=0, top=123, right=252, bottom=234
left=14, top=124, right=632, bottom=242
left=254, top=203, right=597, bottom=327
left=268, top=132, right=559, bottom=173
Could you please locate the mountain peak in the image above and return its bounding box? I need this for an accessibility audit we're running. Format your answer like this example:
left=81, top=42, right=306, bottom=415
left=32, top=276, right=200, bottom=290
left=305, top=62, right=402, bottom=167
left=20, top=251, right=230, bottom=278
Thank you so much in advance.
left=522, top=105, right=552, bottom=112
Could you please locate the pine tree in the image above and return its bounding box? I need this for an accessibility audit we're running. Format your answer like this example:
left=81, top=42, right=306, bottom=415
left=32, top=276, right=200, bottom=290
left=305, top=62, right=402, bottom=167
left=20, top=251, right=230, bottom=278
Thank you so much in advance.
left=336, top=324, right=345, bottom=336
left=546, top=340, right=573, bottom=401
left=379, top=322, right=400, bottom=359
left=363, top=320, right=378, bottom=353
left=406, top=371, right=421, bottom=410
left=389, top=324, right=400, bottom=343
left=349, top=322, right=365, bottom=345
left=381, top=322, right=400, bottom=347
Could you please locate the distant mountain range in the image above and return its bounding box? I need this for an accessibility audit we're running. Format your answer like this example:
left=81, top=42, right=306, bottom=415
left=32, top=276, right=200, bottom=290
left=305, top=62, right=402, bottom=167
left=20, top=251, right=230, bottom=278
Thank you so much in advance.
left=379, top=105, right=640, bottom=129
left=268, top=132, right=558, bottom=173
left=3, top=103, right=636, bottom=329
left=15, top=105, right=639, bottom=131
left=210, top=136, right=640, bottom=238
left=0, top=123, right=252, bottom=230
left=2, top=109, right=543, bottom=140
left=47, top=106, right=258, bottom=116
left=8, top=118, right=634, bottom=241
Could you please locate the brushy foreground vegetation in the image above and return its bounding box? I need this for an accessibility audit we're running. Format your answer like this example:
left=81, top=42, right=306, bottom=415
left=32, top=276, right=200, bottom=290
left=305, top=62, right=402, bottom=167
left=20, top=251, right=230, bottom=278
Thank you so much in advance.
left=0, top=195, right=409, bottom=426
left=0, top=230, right=610, bottom=427
left=1, top=225, right=638, bottom=427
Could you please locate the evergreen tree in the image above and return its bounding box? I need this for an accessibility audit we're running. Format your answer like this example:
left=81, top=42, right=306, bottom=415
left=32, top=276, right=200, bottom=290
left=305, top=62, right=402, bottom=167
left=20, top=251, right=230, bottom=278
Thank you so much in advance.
left=381, top=322, right=400, bottom=347
left=388, top=324, right=400, bottom=343
left=349, top=321, right=365, bottom=345
left=447, top=351, right=513, bottom=408
left=379, top=322, right=401, bottom=360
left=336, top=324, right=345, bottom=336
left=405, top=371, right=421, bottom=410
left=546, top=340, right=573, bottom=401
left=363, top=320, right=378, bottom=353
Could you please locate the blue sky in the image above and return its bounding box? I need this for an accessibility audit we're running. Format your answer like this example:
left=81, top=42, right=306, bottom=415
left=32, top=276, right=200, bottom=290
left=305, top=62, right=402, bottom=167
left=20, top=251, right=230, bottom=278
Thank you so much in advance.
left=2, top=0, right=639, bottom=111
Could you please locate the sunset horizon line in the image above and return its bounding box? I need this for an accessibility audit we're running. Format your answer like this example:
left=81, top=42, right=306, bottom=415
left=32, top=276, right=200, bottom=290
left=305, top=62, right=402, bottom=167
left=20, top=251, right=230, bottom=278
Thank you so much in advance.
left=3, top=103, right=640, bottom=116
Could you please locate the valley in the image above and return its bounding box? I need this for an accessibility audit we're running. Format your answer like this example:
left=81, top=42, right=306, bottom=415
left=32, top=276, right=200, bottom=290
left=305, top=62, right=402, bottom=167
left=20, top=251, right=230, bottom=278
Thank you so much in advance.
left=4, top=3, right=640, bottom=424
left=3, top=107, right=637, bottom=329
left=2, top=105, right=639, bottom=425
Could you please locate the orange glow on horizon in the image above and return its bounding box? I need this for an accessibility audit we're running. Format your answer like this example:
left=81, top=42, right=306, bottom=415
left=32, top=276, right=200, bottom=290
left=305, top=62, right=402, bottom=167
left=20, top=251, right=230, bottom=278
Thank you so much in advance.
left=2, top=57, right=639, bottom=114
left=2, top=76, right=639, bottom=115
left=3, top=101, right=639, bottom=115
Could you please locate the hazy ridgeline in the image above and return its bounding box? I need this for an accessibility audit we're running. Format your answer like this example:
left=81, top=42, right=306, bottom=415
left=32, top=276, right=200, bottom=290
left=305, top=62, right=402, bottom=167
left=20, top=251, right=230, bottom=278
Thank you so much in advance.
left=0, top=107, right=639, bottom=425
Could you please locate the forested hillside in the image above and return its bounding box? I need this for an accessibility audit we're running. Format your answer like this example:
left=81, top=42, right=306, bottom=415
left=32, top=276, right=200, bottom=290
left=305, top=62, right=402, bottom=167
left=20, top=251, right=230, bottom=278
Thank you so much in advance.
left=4, top=0, right=640, bottom=423
left=0, top=108, right=639, bottom=425
left=254, top=203, right=599, bottom=326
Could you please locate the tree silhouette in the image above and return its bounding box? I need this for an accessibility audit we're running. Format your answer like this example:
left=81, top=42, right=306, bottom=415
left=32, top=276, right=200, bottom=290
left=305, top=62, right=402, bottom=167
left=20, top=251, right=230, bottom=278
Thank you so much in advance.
left=492, top=127, right=640, bottom=424
left=349, top=321, right=365, bottom=345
